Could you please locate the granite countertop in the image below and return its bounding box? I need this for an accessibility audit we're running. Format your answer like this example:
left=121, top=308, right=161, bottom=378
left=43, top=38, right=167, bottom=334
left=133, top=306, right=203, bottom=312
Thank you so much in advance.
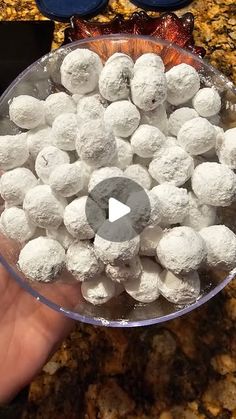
left=1, top=1, right=236, bottom=418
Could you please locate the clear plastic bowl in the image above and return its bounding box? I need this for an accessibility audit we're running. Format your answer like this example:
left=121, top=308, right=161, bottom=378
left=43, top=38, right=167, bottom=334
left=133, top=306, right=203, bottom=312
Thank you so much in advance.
left=0, top=35, right=236, bottom=327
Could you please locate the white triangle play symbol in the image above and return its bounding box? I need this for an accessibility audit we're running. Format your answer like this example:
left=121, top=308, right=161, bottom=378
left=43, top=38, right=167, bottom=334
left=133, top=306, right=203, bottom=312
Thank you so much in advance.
left=108, top=197, right=131, bottom=223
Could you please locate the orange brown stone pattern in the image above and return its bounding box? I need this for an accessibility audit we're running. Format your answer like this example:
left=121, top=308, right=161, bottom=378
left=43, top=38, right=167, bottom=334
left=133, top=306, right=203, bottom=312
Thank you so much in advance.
left=0, top=0, right=236, bottom=417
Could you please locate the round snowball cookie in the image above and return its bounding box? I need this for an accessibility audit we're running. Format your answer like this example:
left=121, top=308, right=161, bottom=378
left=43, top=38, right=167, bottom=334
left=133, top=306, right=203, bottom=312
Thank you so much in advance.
left=0, top=167, right=37, bottom=206
left=126, top=189, right=162, bottom=232
left=157, top=226, right=206, bottom=274
left=141, top=105, right=168, bottom=135
left=9, top=95, right=45, bottom=129
left=200, top=225, right=236, bottom=270
left=99, top=60, right=133, bottom=102
left=81, top=274, right=116, bottom=305
left=49, top=162, right=84, bottom=197
left=166, top=63, right=200, bottom=106
left=168, top=107, right=198, bottom=137
left=104, top=101, right=140, bottom=138
left=76, top=120, right=117, bottom=167
left=44, top=92, right=76, bottom=126
left=61, top=48, right=103, bottom=94
left=140, top=225, right=163, bottom=256
left=165, top=136, right=178, bottom=147
left=158, top=270, right=201, bottom=305
left=177, top=117, right=216, bottom=155
left=27, top=126, right=54, bottom=159
left=23, top=185, right=66, bottom=229
left=131, top=125, right=165, bottom=158
left=131, top=67, right=167, bottom=111
left=152, top=184, right=189, bottom=224
left=77, top=94, right=106, bottom=125
left=192, top=87, right=221, bottom=117
left=64, top=196, right=105, bottom=239
left=18, top=237, right=65, bottom=282
left=106, top=52, right=134, bottom=67
left=1, top=207, right=36, bottom=243
left=192, top=162, right=236, bottom=207
left=35, top=146, right=69, bottom=184
left=149, top=146, right=194, bottom=187
left=105, top=256, right=142, bottom=283
left=88, top=166, right=124, bottom=209
left=52, top=113, right=77, bottom=151
left=66, top=241, right=104, bottom=282
left=216, top=128, right=236, bottom=169
left=94, top=220, right=140, bottom=264
left=113, top=138, right=133, bottom=170
left=181, top=192, right=216, bottom=231
left=0, top=133, right=29, bottom=171
left=46, top=225, right=73, bottom=249
left=134, top=53, right=165, bottom=72
left=124, top=258, right=161, bottom=303
left=124, top=164, right=152, bottom=190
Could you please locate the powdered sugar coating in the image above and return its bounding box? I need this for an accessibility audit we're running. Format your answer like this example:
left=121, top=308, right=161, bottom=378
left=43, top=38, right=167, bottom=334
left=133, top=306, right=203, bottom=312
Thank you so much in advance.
left=52, top=113, right=78, bottom=151
left=81, top=274, right=116, bottom=305
left=131, top=67, right=167, bottom=111
left=168, top=107, right=198, bottom=136
left=200, top=225, right=236, bottom=270
left=134, top=53, right=165, bottom=72
left=124, top=258, right=161, bottom=303
left=27, top=126, right=54, bottom=158
left=1, top=207, right=36, bottom=243
left=149, top=146, right=194, bottom=187
left=131, top=124, right=165, bottom=158
left=158, top=270, right=200, bottom=305
left=66, top=240, right=104, bottom=281
left=124, top=164, right=152, bottom=190
left=77, top=94, right=107, bottom=125
left=0, top=167, right=37, bottom=206
left=61, top=48, right=103, bottom=94
left=140, top=105, right=168, bottom=135
left=0, top=133, right=29, bottom=170
left=157, top=226, right=206, bottom=274
left=88, top=166, right=124, bottom=208
left=99, top=60, right=133, bottom=102
left=181, top=192, right=216, bottom=230
left=18, top=236, right=65, bottom=282
left=104, top=101, right=140, bottom=138
left=192, top=162, right=236, bottom=206
left=35, top=146, right=69, bottom=184
left=192, top=87, right=221, bottom=117
left=166, top=63, right=200, bottom=106
left=46, top=225, right=73, bottom=249
left=105, top=256, right=142, bottom=283
left=113, top=138, right=133, bottom=170
left=23, top=185, right=66, bottom=229
left=177, top=117, right=216, bottom=155
left=152, top=184, right=189, bottom=224
left=94, top=220, right=140, bottom=263
left=106, top=52, right=134, bottom=67
left=45, top=92, right=76, bottom=125
left=76, top=120, right=117, bottom=167
left=64, top=196, right=104, bottom=239
left=49, top=162, right=84, bottom=197
left=216, top=128, right=236, bottom=169
left=140, top=225, right=163, bottom=256
left=126, top=189, right=162, bottom=230
left=9, top=95, right=45, bottom=129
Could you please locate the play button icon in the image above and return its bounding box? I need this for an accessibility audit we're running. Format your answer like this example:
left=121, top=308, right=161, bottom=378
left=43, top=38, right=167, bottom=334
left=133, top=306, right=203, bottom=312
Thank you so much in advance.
left=108, top=198, right=130, bottom=222
left=85, top=176, right=151, bottom=242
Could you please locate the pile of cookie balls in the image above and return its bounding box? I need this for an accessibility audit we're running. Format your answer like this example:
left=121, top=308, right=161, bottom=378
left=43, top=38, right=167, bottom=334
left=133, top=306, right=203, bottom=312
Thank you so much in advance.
left=1, top=47, right=236, bottom=307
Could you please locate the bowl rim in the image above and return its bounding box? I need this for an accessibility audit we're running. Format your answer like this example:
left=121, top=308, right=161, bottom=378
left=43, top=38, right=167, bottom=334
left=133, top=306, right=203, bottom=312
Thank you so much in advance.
left=0, top=34, right=236, bottom=327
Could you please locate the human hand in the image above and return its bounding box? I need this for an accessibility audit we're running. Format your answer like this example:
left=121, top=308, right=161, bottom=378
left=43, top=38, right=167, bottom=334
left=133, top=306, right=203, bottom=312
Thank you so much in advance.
left=0, top=264, right=76, bottom=404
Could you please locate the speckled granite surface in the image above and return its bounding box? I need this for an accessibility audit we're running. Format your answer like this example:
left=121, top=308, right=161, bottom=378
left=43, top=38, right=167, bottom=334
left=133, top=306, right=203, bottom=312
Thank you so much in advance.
left=0, top=1, right=236, bottom=418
